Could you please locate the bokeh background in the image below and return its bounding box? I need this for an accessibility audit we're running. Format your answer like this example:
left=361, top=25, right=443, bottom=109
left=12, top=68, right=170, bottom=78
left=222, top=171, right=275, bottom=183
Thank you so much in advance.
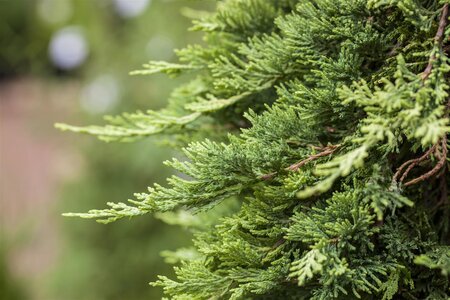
left=0, top=0, right=211, bottom=299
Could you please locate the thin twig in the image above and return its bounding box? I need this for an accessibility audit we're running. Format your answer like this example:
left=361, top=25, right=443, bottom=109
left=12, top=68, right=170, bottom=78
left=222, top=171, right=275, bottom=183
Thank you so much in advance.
left=422, top=3, right=449, bottom=81
left=264, top=238, right=286, bottom=260
left=404, top=136, right=448, bottom=186
left=287, top=145, right=339, bottom=172
left=270, top=238, right=286, bottom=251
left=393, top=145, right=436, bottom=183
left=260, top=145, right=340, bottom=180
left=399, top=146, right=437, bottom=183
left=260, top=172, right=277, bottom=181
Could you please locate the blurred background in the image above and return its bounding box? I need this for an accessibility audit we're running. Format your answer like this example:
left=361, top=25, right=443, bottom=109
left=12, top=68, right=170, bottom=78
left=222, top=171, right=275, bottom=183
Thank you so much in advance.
left=0, top=0, right=211, bottom=299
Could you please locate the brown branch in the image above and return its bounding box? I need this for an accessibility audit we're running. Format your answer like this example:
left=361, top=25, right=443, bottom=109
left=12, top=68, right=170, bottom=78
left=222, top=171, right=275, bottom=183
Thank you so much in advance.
left=263, top=238, right=286, bottom=260
left=392, top=145, right=436, bottom=183
left=404, top=135, right=448, bottom=186
left=260, top=145, right=340, bottom=180
left=260, top=171, right=277, bottom=181
left=270, top=238, right=286, bottom=251
left=398, top=145, right=436, bottom=183
left=421, top=3, right=449, bottom=81
left=287, top=145, right=339, bottom=172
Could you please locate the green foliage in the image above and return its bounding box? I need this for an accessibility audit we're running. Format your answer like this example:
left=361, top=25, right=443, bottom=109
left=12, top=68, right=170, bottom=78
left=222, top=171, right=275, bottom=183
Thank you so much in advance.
left=0, top=0, right=50, bottom=76
left=59, top=0, right=450, bottom=299
left=289, top=249, right=326, bottom=286
left=414, top=246, right=450, bottom=276
left=0, top=240, right=27, bottom=300
left=35, top=1, right=211, bottom=299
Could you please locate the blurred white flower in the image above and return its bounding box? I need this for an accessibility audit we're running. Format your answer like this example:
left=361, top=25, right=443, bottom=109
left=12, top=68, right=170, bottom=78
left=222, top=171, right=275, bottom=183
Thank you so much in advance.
left=80, top=75, right=121, bottom=115
left=113, top=0, right=151, bottom=18
left=49, top=27, right=88, bottom=70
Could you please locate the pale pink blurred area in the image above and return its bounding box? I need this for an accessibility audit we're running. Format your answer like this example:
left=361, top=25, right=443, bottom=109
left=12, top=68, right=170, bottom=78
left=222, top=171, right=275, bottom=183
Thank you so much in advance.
left=0, top=78, right=84, bottom=298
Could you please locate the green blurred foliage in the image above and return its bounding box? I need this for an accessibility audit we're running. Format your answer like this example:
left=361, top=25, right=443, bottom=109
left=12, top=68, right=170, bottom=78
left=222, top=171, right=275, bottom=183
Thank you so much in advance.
left=48, top=1, right=212, bottom=298
left=0, top=0, right=212, bottom=299
left=50, top=141, right=193, bottom=300
left=0, top=0, right=50, bottom=76
left=0, top=241, right=27, bottom=300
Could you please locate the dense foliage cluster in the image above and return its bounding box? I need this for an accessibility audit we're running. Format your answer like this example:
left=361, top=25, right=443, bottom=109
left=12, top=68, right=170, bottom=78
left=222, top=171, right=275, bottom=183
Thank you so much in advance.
left=58, top=0, right=450, bottom=299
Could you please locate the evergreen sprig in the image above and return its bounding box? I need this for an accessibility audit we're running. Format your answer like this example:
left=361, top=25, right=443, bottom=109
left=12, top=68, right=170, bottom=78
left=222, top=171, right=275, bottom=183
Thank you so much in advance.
left=58, top=1, right=450, bottom=299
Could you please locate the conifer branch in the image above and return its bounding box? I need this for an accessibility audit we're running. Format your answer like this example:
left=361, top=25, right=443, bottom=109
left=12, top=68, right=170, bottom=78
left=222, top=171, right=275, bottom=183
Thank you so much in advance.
left=393, top=3, right=450, bottom=187
left=59, top=1, right=450, bottom=298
